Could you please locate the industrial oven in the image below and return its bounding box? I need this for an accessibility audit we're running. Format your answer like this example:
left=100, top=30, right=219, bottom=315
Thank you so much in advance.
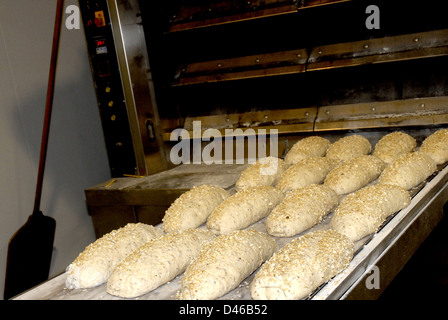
left=15, top=0, right=448, bottom=299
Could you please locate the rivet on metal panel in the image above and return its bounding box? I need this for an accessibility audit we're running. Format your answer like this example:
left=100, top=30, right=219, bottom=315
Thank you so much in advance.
left=318, top=50, right=323, bottom=55
left=217, top=63, right=222, bottom=68
left=264, top=115, right=268, bottom=119
left=325, top=110, right=330, bottom=115
left=419, top=103, right=426, bottom=109
left=371, top=106, right=376, bottom=111
left=255, top=58, right=260, bottom=63
left=297, top=53, right=302, bottom=58
left=364, top=44, right=369, bottom=49
left=414, top=37, right=420, bottom=42
left=305, top=112, right=309, bottom=116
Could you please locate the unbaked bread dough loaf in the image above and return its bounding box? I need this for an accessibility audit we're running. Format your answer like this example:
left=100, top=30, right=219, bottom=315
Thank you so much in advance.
left=250, top=229, right=354, bottom=300
left=181, top=229, right=277, bottom=300
left=330, top=184, right=411, bottom=241
left=162, top=184, right=229, bottom=233
left=373, top=131, right=417, bottom=164
left=420, top=128, right=448, bottom=164
left=65, top=223, right=163, bottom=289
left=284, top=136, right=331, bottom=165
left=235, top=156, right=288, bottom=191
left=106, top=229, right=215, bottom=298
left=378, top=151, right=437, bottom=190
left=325, top=135, right=372, bottom=162
left=276, top=157, right=340, bottom=193
left=324, top=155, right=386, bottom=195
left=266, top=184, right=339, bottom=237
left=206, top=186, right=283, bottom=235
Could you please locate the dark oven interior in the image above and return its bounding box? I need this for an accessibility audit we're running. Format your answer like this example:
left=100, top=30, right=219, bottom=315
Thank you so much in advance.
left=139, top=0, right=447, bottom=113
left=136, top=0, right=448, bottom=168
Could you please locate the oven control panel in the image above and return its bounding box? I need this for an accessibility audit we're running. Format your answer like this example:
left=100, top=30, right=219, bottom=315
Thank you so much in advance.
left=79, top=0, right=137, bottom=177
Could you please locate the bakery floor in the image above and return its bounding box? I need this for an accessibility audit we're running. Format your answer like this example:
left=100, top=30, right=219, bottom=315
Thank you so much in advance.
left=379, top=205, right=448, bottom=300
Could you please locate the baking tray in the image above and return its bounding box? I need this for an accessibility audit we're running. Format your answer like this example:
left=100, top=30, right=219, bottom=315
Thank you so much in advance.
left=13, top=162, right=448, bottom=300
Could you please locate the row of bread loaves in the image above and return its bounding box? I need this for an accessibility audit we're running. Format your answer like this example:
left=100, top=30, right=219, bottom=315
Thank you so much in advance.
left=238, top=129, right=445, bottom=192
left=66, top=225, right=355, bottom=300
left=163, top=129, right=445, bottom=238
left=65, top=129, right=447, bottom=299
left=182, top=228, right=356, bottom=300
left=163, top=184, right=284, bottom=236
left=236, top=131, right=416, bottom=196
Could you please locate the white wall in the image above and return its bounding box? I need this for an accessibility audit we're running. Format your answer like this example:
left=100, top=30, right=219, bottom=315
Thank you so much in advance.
left=0, top=0, right=110, bottom=299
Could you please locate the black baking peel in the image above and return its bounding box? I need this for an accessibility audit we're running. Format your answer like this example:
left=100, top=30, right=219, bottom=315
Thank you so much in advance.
left=3, top=0, right=64, bottom=300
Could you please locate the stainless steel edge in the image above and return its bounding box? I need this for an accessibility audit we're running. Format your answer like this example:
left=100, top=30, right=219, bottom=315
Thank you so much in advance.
left=106, top=0, right=169, bottom=175
left=106, top=0, right=147, bottom=175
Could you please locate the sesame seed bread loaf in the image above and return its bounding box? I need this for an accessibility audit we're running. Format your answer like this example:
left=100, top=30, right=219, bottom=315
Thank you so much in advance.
left=330, top=184, right=411, bottom=241
left=420, top=128, right=448, bottom=165
left=266, top=184, right=339, bottom=237
left=162, top=185, right=229, bottom=233
left=206, top=186, right=284, bottom=235
left=373, top=131, right=417, bottom=164
left=106, top=229, right=215, bottom=298
left=284, top=136, right=331, bottom=165
left=324, top=155, right=386, bottom=195
left=276, top=157, right=340, bottom=194
left=235, top=156, right=288, bottom=191
left=325, top=135, right=372, bottom=162
left=181, top=229, right=277, bottom=300
left=250, top=229, right=354, bottom=300
left=65, top=223, right=163, bottom=289
left=378, top=151, right=437, bottom=190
